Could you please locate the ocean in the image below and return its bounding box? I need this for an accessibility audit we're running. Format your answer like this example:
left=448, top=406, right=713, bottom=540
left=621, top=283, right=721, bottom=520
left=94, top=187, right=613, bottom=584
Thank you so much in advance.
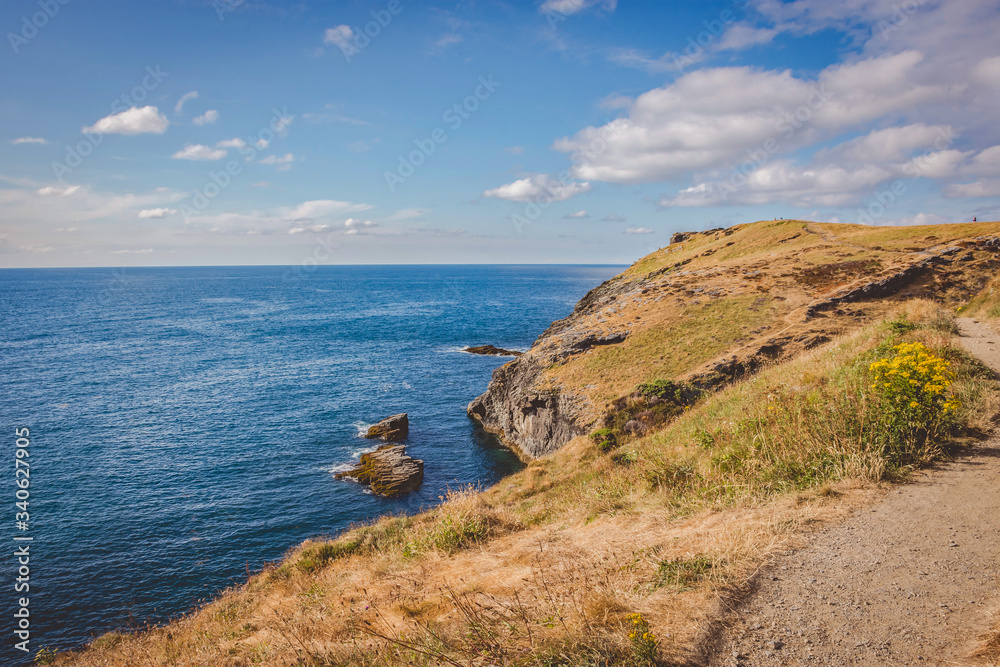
left=0, top=264, right=621, bottom=654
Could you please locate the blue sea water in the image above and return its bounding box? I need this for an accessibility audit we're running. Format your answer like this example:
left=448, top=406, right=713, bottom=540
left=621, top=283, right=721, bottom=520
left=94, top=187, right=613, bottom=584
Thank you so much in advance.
left=0, top=264, right=621, bottom=657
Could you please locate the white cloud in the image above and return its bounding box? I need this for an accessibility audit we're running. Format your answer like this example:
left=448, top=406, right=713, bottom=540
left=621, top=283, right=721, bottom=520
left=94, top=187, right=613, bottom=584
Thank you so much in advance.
left=624, top=226, right=654, bottom=234
left=138, top=208, right=178, bottom=219
left=966, top=145, right=1000, bottom=176
left=259, top=153, right=295, bottom=170
left=944, top=180, right=1000, bottom=198
left=483, top=174, right=591, bottom=203
left=602, top=214, right=627, bottom=222
left=172, top=144, right=227, bottom=161
left=822, top=124, right=954, bottom=164
left=564, top=210, right=589, bottom=219
left=902, top=149, right=971, bottom=180
left=278, top=200, right=373, bottom=221
left=539, top=0, right=616, bottom=16
left=216, top=138, right=247, bottom=150
left=37, top=185, right=81, bottom=196
left=11, top=137, right=47, bottom=145
left=175, top=91, right=199, bottom=114
left=345, top=218, right=377, bottom=228
left=973, top=55, right=1000, bottom=88
left=83, top=106, right=170, bottom=135
left=0, top=182, right=185, bottom=231
left=324, top=25, right=355, bottom=50
left=193, top=110, right=220, bottom=126
left=716, top=25, right=781, bottom=51
left=556, top=50, right=955, bottom=187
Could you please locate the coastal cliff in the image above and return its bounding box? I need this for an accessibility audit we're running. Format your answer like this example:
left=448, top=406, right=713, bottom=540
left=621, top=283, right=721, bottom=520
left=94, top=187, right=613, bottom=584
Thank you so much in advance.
left=469, top=219, right=1000, bottom=459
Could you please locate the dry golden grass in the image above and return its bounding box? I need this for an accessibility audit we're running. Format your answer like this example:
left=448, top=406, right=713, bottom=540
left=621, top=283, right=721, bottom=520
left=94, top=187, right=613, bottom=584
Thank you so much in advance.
left=52, top=297, right=996, bottom=667
left=964, top=273, right=1000, bottom=323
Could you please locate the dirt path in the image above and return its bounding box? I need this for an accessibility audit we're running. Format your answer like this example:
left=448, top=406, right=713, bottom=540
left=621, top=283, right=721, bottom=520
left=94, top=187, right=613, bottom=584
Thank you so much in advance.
left=707, top=318, right=1000, bottom=666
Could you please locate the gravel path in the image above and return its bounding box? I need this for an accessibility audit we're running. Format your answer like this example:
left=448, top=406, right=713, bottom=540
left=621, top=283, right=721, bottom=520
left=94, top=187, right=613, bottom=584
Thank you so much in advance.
left=708, top=318, right=1000, bottom=666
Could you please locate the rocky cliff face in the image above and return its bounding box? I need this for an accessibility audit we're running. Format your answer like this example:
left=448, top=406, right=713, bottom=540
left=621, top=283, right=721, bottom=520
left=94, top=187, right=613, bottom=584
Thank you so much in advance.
left=468, top=220, right=1000, bottom=460
left=467, top=274, right=639, bottom=458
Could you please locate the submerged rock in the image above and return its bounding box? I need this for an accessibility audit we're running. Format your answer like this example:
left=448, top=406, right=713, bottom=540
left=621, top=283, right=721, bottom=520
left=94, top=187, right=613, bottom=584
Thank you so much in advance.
left=364, top=413, right=408, bottom=441
left=335, top=445, right=424, bottom=498
left=464, top=345, right=523, bottom=357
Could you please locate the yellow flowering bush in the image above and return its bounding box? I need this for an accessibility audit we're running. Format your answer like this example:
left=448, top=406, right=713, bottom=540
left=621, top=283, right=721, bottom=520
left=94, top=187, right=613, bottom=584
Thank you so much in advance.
left=869, top=342, right=959, bottom=463
left=870, top=342, right=958, bottom=418
left=626, top=613, right=658, bottom=665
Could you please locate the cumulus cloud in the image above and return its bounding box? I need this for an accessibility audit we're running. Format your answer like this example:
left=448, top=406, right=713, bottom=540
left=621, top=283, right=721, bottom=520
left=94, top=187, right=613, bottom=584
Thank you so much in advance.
left=483, top=174, right=591, bottom=203
left=172, top=144, right=227, bottom=161
left=343, top=218, right=378, bottom=235
left=557, top=52, right=950, bottom=186
left=624, top=226, right=654, bottom=234
left=11, top=137, right=47, bottom=145
left=174, top=91, right=199, bottom=114
left=564, top=210, right=589, bottom=219
left=138, top=208, right=178, bottom=219
left=193, top=110, right=219, bottom=126
left=822, top=123, right=955, bottom=164
left=83, top=106, right=170, bottom=135
left=944, top=180, right=1000, bottom=198
left=602, top=214, right=627, bottom=222
left=551, top=0, right=1000, bottom=213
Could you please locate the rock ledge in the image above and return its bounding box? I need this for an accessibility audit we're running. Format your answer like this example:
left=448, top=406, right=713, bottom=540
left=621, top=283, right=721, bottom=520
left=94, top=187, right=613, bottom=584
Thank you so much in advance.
left=364, top=413, right=408, bottom=441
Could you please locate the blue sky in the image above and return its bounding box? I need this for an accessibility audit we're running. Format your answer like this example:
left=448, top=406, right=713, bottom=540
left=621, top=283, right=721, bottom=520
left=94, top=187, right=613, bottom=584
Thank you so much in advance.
left=2, top=0, right=999, bottom=267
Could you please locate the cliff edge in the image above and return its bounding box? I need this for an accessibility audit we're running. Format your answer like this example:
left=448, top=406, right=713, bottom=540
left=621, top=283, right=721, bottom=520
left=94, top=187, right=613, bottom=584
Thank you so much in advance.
left=469, top=219, right=1000, bottom=459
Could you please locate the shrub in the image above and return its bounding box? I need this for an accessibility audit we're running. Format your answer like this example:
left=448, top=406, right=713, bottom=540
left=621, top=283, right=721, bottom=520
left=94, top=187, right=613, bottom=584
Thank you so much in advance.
left=869, top=342, right=959, bottom=465
left=597, top=380, right=702, bottom=452
left=591, top=427, right=617, bottom=453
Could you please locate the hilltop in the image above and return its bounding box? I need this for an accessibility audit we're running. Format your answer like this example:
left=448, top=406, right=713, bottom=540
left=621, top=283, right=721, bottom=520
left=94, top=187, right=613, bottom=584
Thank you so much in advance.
left=53, top=220, right=1000, bottom=666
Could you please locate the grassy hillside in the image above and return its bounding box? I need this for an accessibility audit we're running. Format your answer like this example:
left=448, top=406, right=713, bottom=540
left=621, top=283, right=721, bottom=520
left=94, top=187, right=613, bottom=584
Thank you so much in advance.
left=51, top=221, right=1000, bottom=666
left=537, top=219, right=1000, bottom=422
